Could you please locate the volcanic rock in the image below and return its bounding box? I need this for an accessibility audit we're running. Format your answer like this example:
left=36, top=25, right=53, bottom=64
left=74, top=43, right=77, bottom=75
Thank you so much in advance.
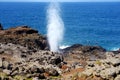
left=63, top=44, right=106, bottom=53
left=0, top=23, right=3, bottom=30
left=0, top=25, right=47, bottom=50
left=80, top=52, right=120, bottom=80
left=0, top=42, right=64, bottom=79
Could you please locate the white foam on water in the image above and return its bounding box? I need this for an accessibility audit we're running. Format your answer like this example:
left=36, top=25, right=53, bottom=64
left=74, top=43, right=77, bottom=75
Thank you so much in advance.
left=59, top=45, right=70, bottom=49
left=111, top=47, right=120, bottom=51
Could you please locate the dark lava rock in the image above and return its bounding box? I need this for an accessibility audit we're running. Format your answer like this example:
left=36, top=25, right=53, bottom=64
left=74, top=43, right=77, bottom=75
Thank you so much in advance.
left=0, top=25, right=47, bottom=50
left=0, top=23, right=3, bottom=30
left=112, top=48, right=120, bottom=54
left=63, top=44, right=106, bottom=53
left=49, top=56, right=63, bottom=65
left=63, top=44, right=83, bottom=52
left=63, top=44, right=106, bottom=60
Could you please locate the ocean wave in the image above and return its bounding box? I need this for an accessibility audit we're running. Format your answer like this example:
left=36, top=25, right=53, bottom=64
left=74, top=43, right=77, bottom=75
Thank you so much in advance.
left=111, top=47, right=120, bottom=51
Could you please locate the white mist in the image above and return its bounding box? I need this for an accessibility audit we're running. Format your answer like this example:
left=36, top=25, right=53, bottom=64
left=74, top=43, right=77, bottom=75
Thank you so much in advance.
left=47, top=2, right=64, bottom=52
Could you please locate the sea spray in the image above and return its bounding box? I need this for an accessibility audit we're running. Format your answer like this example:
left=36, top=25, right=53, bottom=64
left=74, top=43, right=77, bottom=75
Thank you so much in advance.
left=47, top=2, right=64, bottom=52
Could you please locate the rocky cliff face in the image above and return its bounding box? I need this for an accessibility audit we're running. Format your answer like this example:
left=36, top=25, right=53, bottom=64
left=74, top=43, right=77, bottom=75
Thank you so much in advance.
left=0, top=25, right=48, bottom=50
left=0, top=24, right=120, bottom=80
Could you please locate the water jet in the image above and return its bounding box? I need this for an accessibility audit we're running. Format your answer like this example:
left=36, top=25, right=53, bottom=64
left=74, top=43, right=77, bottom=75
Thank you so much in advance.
left=46, top=1, right=64, bottom=52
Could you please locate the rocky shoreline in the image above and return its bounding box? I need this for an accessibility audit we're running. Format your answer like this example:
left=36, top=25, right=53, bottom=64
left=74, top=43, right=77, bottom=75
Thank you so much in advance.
left=0, top=24, right=120, bottom=80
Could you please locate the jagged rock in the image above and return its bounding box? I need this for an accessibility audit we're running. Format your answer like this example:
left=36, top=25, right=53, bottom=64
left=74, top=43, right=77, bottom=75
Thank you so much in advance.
left=0, top=26, right=47, bottom=50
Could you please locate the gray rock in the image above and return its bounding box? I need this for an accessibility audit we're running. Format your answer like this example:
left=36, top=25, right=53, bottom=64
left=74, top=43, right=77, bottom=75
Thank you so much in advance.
left=49, top=56, right=63, bottom=65
left=3, top=69, right=11, bottom=75
left=11, top=70, right=18, bottom=76
left=110, top=58, right=120, bottom=66
left=0, top=58, right=2, bottom=67
left=39, top=67, right=45, bottom=73
left=32, top=77, right=39, bottom=80
left=0, top=49, right=4, bottom=54
left=100, top=66, right=116, bottom=79
left=2, top=61, right=11, bottom=69
left=82, top=68, right=94, bottom=76
left=30, top=65, right=39, bottom=73
left=26, top=74, right=32, bottom=78
left=48, top=68, right=59, bottom=76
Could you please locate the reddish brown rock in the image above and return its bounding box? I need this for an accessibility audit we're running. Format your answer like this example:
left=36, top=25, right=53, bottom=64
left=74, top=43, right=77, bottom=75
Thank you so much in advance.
left=0, top=25, right=47, bottom=50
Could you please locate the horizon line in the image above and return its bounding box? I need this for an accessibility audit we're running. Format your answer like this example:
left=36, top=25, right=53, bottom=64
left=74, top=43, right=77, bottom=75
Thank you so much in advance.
left=0, top=1, right=120, bottom=2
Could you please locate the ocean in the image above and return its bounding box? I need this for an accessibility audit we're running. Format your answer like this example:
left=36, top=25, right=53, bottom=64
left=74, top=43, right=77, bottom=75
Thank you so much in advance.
left=0, top=2, right=120, bottom=51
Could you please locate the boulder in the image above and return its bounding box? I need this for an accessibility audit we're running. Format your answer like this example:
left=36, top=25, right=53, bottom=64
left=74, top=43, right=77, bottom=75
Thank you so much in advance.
left=49, top=56, right=63, bottom=65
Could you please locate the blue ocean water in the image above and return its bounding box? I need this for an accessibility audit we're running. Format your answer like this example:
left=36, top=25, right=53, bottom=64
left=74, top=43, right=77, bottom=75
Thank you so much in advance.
left=0, top=2, right=120, bottom=51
